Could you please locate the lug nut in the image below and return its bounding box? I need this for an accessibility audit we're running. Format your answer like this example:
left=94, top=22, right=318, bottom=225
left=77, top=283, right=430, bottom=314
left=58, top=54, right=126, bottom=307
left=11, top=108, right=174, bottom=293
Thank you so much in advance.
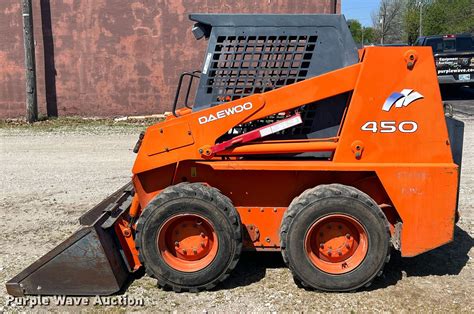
left=175, top=241, right=179, bottom=247
left=338, top=250, right=342, bottom=256
left=345, top=244, right=350, bottom=249
left=182, top=249, right=187, bottom=254
left=346, top=233, right=351, bottom=239
left=200, top=232, right=205, bottom=237
left=193, top=249, right=198, bottom=254
left=320, top=243, right=324, bottom=249
left=201, top=242, right=205, bottom=247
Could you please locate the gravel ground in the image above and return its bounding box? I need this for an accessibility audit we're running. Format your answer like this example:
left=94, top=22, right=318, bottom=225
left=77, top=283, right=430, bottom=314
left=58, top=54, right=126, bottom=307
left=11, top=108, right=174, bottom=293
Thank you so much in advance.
left=441, top=86, right=474, bottom=117
left=1, top=118, right=473, bottom=312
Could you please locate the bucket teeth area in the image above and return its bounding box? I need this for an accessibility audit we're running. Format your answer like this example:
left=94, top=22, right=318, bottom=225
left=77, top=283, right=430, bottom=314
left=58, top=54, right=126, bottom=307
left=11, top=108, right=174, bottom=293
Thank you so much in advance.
left=6, top=183, right=133, bottom=296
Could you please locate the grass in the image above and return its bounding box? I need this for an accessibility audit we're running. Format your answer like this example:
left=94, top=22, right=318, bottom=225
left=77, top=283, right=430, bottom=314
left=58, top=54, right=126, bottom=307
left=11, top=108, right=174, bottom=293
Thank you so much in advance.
left=0, top=116, right=164, bottom=132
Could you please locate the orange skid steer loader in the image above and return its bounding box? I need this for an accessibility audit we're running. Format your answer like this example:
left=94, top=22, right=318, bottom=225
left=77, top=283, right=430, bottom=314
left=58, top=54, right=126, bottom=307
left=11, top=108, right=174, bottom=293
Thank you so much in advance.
left=7, top=14, right=464, bottom=295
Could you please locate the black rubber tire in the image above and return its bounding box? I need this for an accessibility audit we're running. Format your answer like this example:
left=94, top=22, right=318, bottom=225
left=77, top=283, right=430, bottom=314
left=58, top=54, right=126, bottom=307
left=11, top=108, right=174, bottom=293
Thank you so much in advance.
left=135, top=182, right=242, bottom=292
left=280, top=184, right=390, bottom=291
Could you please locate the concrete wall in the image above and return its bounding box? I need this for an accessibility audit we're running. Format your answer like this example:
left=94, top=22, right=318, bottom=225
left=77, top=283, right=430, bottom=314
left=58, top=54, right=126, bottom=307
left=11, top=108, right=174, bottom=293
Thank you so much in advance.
left=0, top=1, right=340, bottom=118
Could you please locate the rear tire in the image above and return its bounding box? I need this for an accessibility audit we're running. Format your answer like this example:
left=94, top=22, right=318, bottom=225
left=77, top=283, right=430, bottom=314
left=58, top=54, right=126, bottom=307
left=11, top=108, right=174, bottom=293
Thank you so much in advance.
left=135, top=183, right=242, bottom=292
left=280, top=184, right=390, bottom=291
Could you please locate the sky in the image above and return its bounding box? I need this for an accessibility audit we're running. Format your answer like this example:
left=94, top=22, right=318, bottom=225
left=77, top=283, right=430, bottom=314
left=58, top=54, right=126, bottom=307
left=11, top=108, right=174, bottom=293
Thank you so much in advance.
left=342, top=0, right=380, bottom=27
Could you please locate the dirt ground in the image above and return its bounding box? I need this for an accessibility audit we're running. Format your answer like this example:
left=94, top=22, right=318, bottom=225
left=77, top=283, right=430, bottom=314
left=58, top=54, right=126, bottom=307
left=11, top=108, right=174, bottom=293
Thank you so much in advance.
left=1, top=118, right=473, bottom=312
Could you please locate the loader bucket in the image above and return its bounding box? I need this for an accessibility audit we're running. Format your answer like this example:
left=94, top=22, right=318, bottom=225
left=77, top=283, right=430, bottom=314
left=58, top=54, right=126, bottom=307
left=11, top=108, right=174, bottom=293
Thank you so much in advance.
left=6, top=183, right=134, bottom=296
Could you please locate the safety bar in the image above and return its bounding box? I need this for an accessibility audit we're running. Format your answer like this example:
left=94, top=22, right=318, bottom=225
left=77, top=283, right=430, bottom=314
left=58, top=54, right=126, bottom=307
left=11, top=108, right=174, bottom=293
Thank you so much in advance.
left=172, top=70, right=201, bottom=117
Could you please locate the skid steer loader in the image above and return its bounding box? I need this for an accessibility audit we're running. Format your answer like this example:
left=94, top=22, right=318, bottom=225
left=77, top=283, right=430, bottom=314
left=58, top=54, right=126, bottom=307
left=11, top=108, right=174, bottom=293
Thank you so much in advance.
left=7, top=14, right=464, bottom=296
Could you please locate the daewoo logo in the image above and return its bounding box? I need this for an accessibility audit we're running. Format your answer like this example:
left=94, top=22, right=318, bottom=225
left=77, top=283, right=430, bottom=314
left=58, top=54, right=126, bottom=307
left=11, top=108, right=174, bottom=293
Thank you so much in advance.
left=198, top=102, right=253, bottom=124
left=382, top=89, right=424, bottom=112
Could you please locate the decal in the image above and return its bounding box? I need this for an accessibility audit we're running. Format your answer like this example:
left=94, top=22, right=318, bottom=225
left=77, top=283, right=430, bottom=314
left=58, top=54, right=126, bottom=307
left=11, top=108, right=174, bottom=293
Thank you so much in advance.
left=198, top=102, right=253, bottom=125
left=202, top=53, right=212, bottom=75
left=361, top=121, right=418, bottom=133
left=382, top=89, right=423, bottom=112
left=259, top=115, right=302, bottom=137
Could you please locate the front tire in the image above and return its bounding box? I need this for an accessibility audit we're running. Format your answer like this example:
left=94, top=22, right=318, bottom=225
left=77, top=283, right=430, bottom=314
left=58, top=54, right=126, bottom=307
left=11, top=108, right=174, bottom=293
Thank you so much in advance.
left=135, top=183, right=242, bottom=292
left=280, top=184, right=390, bottom=291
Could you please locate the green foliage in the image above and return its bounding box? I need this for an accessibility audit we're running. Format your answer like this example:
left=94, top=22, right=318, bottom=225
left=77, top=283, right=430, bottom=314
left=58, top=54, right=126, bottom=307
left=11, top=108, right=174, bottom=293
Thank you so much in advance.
left=348, top=19, right=362, bottom=42
left=350, top=0, right=472, bottom=46
left=403, top=0, right=474, bottom=44
left=364, top=27, right=376, bottom=44
left=403, top=0, right=424, bottom=44
left=424, top=0, right=474, bottom=35
left=348, top=19, right=376, bottom=45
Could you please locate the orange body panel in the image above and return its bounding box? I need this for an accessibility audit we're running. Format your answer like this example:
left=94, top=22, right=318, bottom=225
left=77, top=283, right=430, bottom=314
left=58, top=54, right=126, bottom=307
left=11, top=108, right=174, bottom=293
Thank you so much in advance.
left=130, top=47, right=459, bottom=257
left=115, top=217, right=141, bottom=270
left=237, top=207, right=286, bottom=250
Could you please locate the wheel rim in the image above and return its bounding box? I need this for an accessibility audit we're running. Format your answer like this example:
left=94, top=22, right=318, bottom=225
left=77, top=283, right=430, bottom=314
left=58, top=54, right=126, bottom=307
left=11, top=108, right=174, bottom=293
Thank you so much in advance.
left=304, top=214, right=368, bottom=274
left=157, top=214, right=218, bottom=272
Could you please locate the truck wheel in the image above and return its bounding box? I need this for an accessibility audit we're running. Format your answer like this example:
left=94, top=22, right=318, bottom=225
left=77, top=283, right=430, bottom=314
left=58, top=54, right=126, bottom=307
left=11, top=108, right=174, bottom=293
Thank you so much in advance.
left=280, top=184, right=390, bottom=291
left=135, top=183, right=242, bottom=292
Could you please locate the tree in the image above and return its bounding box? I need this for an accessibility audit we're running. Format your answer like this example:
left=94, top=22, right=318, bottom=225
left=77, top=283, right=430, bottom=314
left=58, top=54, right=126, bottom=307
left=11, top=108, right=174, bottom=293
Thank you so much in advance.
left=347, top=19, right=376, bottom=46
left=403, top=0, right=474, bottom=44
left=348, top=19, right=362, bottom=41
left=403, top=0, right=424, bottom=45
left=423, top=0, right=474, bottom=35
left=363, top=27, right=376, bottom=45
left=372, top=0, right=405, bottom=44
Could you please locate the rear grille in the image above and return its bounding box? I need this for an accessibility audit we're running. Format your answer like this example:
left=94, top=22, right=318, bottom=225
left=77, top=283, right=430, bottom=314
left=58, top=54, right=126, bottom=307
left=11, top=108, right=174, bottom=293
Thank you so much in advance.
left=206, top=35, right=318, bottom=105
left=191, top=14, right=359, bottom=110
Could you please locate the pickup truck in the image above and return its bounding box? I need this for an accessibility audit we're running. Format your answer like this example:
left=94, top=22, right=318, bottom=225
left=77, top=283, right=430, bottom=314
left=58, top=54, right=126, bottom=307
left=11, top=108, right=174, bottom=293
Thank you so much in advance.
left=415, top=34, right=474, bottom=87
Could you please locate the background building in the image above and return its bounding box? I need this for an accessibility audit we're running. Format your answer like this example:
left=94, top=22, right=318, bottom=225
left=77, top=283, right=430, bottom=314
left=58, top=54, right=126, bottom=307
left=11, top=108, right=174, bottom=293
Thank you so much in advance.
left=0, top=0, right=339, bottom=118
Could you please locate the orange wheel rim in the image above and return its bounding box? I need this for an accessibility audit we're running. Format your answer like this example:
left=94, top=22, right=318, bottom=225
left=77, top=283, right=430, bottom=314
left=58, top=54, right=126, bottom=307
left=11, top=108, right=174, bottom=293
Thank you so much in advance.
left=157, top=214, right=218, bottom=272
left=304, top=214, right=368, bottom=274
